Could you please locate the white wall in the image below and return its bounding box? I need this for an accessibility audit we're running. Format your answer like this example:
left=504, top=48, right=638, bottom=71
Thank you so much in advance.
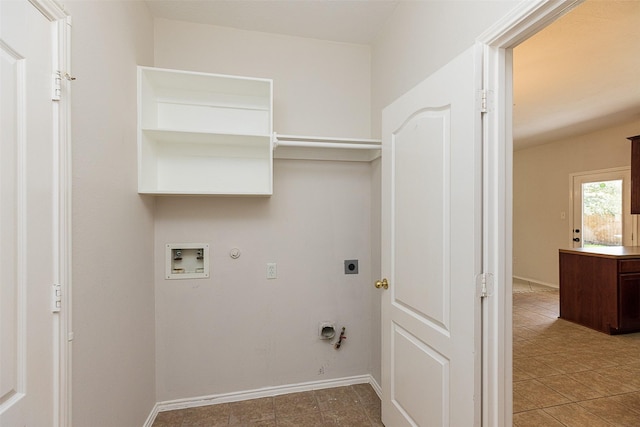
left=154, top=19, right=371, bottom=139
left=155, top=162, right=373, bottom=400
left=68, top=1, right=156, bottom=425
left=513, top=119, right=640, bottom=286
left=60, top=0, right=568, bottom=418
left=153, top=20, right=376, bottom=401
left=370, top=0, right=521, bottom=139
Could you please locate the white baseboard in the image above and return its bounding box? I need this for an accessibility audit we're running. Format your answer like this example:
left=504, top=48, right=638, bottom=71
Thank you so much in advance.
left=143, top=404, right=160, bottom=427
left=512, top=275, right=558, bottom=289
left=144, top=374, right=380, bottom=427
left=369, top=376, right=382, bottom=398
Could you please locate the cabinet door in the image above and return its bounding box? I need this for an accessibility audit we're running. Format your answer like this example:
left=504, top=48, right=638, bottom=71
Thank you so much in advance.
left=630, top=136, right=640, bottom=214
left=619, top=273, right=640, bottom=331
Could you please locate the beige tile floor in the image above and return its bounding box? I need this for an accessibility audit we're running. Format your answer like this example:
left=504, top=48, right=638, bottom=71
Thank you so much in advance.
left=513, top=278, right=640, bottom=426
left=151, top=383, right=382, bottom=426
left=153, top=280, right=640, bottom=426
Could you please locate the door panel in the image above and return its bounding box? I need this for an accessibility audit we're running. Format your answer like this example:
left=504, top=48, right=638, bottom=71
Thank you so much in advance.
left=0, top=1, right=57, bottom=425
left=381, top=46, right=482, bottom=427
left=392, top=324, right=448, bottom=427
left=393, top=110, right=449, bottom=331
left=0, top=35, right=22, bottom=409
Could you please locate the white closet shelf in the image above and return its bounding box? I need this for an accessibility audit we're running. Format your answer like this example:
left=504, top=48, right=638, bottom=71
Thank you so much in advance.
left=138, top=66, right=273, bottom=195
left=142, top=128, right=272, bottom=146
left=272, top=133, right=382, bottom=162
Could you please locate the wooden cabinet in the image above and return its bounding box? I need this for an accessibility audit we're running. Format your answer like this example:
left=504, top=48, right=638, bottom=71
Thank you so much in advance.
left=559, top=246, right=640, bottom=334
left=629, top=135, right=640, bottom=213
left=619, top=272, right=640, bottom=330
left=137, top=66, right=273, bottom=195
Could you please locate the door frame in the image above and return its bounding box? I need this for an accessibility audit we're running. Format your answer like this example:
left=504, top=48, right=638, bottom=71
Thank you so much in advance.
left=476, top=0, right=583, bottom=425
left=28, top=1, right=73, bottom=426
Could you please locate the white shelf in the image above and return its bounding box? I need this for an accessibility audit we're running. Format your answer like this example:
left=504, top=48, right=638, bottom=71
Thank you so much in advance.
left=137, top=67, right=273, bottom=195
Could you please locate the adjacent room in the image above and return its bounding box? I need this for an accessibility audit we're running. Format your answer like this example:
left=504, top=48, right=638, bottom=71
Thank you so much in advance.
left=512, top=1, right=640, bottom=425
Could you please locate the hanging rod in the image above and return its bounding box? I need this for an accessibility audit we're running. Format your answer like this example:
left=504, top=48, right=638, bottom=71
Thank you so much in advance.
left=276, top=140, right=382, bottom=150
left=273, top=132, right=381, bottom=150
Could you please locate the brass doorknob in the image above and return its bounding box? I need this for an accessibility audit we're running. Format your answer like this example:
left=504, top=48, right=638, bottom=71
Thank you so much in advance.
left=375, top=278, right=389, bottom=290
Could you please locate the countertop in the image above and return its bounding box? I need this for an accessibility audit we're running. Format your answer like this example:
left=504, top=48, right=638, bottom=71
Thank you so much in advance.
left=559, top=246, right=640, bottom=259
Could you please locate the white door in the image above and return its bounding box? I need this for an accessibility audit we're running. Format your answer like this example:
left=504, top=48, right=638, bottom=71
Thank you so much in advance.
left=380, top=46, right=482, bottom=426
left=571, top=168, right=636, bottom=248
left=0, top=1, right=60, bottom=425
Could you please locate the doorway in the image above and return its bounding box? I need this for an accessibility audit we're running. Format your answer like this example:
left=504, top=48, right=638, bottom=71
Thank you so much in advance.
left=477, top=0, right=585, bottom=424
left=506, top=0, right=640, bottom=424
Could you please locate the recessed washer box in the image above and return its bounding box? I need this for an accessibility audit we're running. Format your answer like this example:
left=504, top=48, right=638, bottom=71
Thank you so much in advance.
left=166, top=243, right=210, bottom=280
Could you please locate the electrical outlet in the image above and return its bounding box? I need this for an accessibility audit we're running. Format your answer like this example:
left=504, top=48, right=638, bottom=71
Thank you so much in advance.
left=266, top=263, right=277, bottom=279
left=344, top=259, right=358, bottom=274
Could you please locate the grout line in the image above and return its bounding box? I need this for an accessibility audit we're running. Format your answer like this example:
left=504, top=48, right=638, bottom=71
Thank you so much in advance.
left=513, top=289, right=640, bottom=423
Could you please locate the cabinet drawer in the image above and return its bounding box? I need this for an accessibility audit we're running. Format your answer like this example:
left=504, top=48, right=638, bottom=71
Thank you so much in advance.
left=619, top=260, right=640, bottom=273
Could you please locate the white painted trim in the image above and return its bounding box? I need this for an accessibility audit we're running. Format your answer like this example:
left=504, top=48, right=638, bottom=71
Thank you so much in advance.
left=512, top=275, right=558, bottom=289
left=142, top=406, right=160, bottom=427
left=477, top=1, right=585, bottom=426
left=570, top=166, right=630, bottom=179
left=158, top=375, right=372, bottom=410
left=478, top=0, right=582, bottom=47
left=27, top=1, right=72, bottom=426
left=144, top=375, right=378, bottom=427
left=569, top=166, right=635, bottom=248
left=369, top=376, right=382, bottom=400
left=54, top=14, right=73, bottom=427
left=28, top=0, right=67, bottom=20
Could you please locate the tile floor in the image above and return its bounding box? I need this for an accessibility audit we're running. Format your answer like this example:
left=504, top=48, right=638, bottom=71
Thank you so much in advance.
left=151, top=383, right=382, bottom=426
left=152, top=280, right=640, bottom=426
left=513, top=278, right=640, bottom=426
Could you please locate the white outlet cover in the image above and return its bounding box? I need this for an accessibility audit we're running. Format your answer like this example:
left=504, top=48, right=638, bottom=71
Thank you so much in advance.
left=266, top=262, right=277, bottom=279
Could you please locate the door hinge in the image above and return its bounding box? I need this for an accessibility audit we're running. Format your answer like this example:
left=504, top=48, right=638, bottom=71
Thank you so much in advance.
left=476, top=273, right=494, bottom=299
left=52, top=283, right=62, bottom=312
left=52, top=72, right=62, bottom=101
left=52, top=70, right=76, bottom=101
left=477, top=89, right=494, bottom=113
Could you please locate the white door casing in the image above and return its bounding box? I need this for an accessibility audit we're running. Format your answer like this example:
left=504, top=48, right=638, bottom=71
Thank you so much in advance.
left=477, top=1, right=583, bottom=425
left=0, top=0, right=71, bottom=426
left=380, top=46, right=483, bottom=426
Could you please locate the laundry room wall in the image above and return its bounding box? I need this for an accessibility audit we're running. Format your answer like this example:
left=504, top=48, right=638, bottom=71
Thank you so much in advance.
left=371, top=0, right=521, bottom=138
left=68, top=1, right=156, bottom=425
left=152, top=19, right=377, bottom=402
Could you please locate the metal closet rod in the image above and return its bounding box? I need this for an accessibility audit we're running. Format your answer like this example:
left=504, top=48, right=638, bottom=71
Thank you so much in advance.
left=272, top=132, right=382, bottom=150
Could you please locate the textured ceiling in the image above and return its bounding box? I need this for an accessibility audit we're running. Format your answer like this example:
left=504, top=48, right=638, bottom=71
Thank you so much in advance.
left=145, top=0, right=640, bottom=149
left=513, top=0, right=640, bottom=149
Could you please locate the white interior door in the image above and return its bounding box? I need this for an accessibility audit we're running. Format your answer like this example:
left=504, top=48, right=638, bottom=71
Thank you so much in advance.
left=0, top=1, right=60, bottom=425
left=571, top=168, right=636, bottom=248
left=380, top=46, right=482, bottom=426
